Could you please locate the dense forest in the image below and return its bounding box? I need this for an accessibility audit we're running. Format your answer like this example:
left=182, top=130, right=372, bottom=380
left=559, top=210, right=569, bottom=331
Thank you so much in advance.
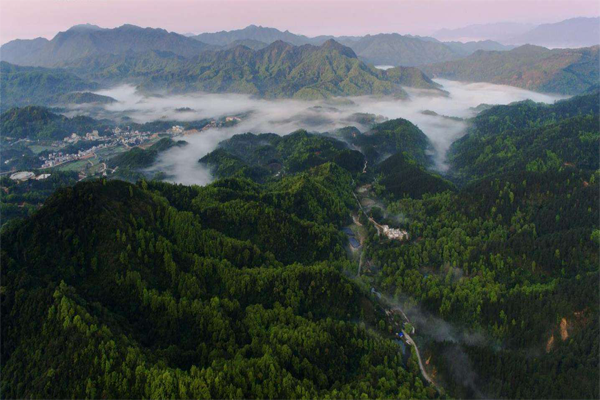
left=200, top=130, right=365, bottom=182
left=1, top=164, right=438, bottom=398
left=1, top=89, right=598, bottom=399
left=200, top=118, right=434, bottom=183
left=448, top=92, right=600, bottom=183
left=362, top=92, right=599, bottom=398
left=0, top=106, right=113, bottom=141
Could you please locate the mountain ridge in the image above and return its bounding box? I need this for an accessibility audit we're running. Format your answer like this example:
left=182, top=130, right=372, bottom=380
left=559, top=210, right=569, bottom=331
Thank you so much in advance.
left=422, top=44, right=600, bottom=95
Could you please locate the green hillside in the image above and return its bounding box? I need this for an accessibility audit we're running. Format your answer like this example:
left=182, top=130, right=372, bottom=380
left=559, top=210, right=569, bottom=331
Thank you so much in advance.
left=374, top=153, right=456, bottom=200
left=349, top=118, right=433, bottom=166
left=448, top=92, right=600, bottom=183
left=0, top=169, right=435, bottom=398
left=0, top=106, right=112, bottom=141
left=422, top=45, right=600, bottom=95
left=200, top=130, right=365, bottom=181
left=0, top=24, right=212, bottom=67
left=0, top=62, right=98, bottom=108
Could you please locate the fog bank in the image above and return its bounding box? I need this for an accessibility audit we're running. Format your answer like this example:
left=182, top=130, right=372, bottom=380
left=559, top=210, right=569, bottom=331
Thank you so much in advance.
left=87, top=80, right=564, bottom=185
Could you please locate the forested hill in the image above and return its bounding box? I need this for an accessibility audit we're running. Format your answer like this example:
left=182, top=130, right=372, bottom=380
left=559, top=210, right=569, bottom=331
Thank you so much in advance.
left=0, top=62, right=99, bottom=109
left=0, top=24, right=213, bottom=67
left=422, top=45, right=600, bottom=95
left=0, top=106, right=113, bottom=141
left=448, top=91, right=600, bottom=183
left=199, top=118, right=434, bottom=183
left=199, top=130, right=366, bottom=182
left=3, top=40, right=444, bottom=104
left=363, top=90, right=599, bottom=398
left=0, top=166, right=436, bottom=398
left=132, top=40, right=442, bottom=99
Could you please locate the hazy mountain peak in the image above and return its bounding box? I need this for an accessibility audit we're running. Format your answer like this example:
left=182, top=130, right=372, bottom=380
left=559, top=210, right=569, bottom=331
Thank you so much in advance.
left=265, top=39, right=295, bottom=51
left=67, top=23, right=105, bottom=32
left=506, top=16, right=600, bottom=47
left=320, top=39, right=357, bottom=58
left=510, top=43, right=549, bottom=53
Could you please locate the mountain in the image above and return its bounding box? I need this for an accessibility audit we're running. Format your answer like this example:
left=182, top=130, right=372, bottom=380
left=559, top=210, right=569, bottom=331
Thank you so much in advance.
left=3, top=38, right=442, bottom=102
left=448, top=91, right=600, bottom=183
left=0, top=61, right=98, bottom=108
left=193, top=24, right=312, bottom=46
left=374, top=152, right=455, bottom=199
left=0, top=24, right=213, bottom=67
left=432, top=22, right=535, bottom=42
left=336, top=33, right=462, bottom=67
left=55, top=92, right=117, bottom=105
left=332, top=118, right=433, bottom=166
left=0, top=166, right=434, bottom=397
left=200, top=130, right=365, bottom=182
left=0, top=106, right=111, bottom=141
left=383, top=66, right=443, bottom=91
left=422, top=45, right=600, bottom=95
left=133, top=40, right=442, bottom=99
left=192, top=26, right=513, bottom=67
left=443, top=40, right=515, bottom=55
left=226, top=39, right=269, bottom=50
left=506, top=17, right=600, bottom=48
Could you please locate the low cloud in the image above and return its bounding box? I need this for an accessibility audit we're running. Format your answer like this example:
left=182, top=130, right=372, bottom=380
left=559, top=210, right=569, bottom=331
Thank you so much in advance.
left=80, top=80, right=563, bottom=185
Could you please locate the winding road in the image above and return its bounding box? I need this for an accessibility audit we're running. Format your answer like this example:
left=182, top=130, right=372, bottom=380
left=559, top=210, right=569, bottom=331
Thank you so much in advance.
left=402, top=328, right=437, bottom=388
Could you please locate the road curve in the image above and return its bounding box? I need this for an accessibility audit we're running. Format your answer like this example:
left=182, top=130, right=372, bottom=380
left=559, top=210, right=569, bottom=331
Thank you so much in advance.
left=402, top=329, right=437, bottom=388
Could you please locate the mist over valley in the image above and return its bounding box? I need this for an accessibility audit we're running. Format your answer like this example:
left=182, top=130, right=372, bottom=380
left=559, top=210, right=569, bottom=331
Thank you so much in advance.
left=74, top=80, right=563, bottom=185
left=1, top=5, right=598, bottom=399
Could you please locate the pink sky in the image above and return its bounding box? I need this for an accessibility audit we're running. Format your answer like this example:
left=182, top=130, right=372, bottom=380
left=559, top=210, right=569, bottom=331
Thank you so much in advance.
left=1, top=0, right=599, bottom=44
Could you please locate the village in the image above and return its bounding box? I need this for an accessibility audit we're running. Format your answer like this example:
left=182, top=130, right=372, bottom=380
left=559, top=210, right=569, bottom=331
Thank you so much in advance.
left=39, top=128, right=160, bottom=169
left=5, top=114, right=247, bottom=181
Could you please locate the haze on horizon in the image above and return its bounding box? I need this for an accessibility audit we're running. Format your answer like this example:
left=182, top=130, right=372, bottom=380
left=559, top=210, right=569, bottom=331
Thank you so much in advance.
left=1, top=0, right=599, bottom=44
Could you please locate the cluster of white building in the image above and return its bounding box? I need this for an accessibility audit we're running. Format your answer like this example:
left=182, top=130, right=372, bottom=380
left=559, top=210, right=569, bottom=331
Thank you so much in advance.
left=382, top=225, right=409, bottom=241
left=9, top=171, right=51, bottom=182
left=42, top=129, right=158, bottom=168
left=63, top=130, right=102, bottom=144
left=168, top=126, right=185, bottom=135
left=40, top=145, right=106, bottom=168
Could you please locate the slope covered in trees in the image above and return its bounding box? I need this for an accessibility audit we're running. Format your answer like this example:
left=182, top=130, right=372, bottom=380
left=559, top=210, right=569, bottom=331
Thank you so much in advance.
left=362, top=92, right=599, bottom=398
left=1, top=161, right=438, bottom=398
left=349, top=118, right=434, bottom=166
left=367, top=168, right=599, bottom=398
left=448, top=92, right=600, bottom=183
left=422, top=45, right=599, bottom=95
left=0, top=62, right=98, bottom=109
left=374, top=153, right=455, bottom=200
left=132, top=40, right=442, bottom=99
left=199, top=130, right=365, bottom=182
left=0, top=106, right=112, bottom=141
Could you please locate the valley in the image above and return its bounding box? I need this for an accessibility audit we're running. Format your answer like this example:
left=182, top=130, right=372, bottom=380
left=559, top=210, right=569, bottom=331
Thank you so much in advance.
left=0, top=10, right=598, bottom=400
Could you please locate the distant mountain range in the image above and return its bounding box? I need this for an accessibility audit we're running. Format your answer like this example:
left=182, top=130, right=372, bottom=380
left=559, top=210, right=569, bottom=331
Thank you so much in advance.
left=505, top=17, right=600, bottom=48
left=0, top=24, right=213, bottom=67
left=433, top=22, right=535, bottom=42
left=1, top=39, right=444, bottom=103
left=190, top=25, right=516, bottom=66
left=130, top=40, right=443, bottom=99
left=1, top=23, right=513, bottom=69
left=194, top=25, right=314, bottom=46
left=433, top=17, right=599, bottom=48
left=422, top=45, right=600, bottom=95
left=0, top=20, right=597, bottom=102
